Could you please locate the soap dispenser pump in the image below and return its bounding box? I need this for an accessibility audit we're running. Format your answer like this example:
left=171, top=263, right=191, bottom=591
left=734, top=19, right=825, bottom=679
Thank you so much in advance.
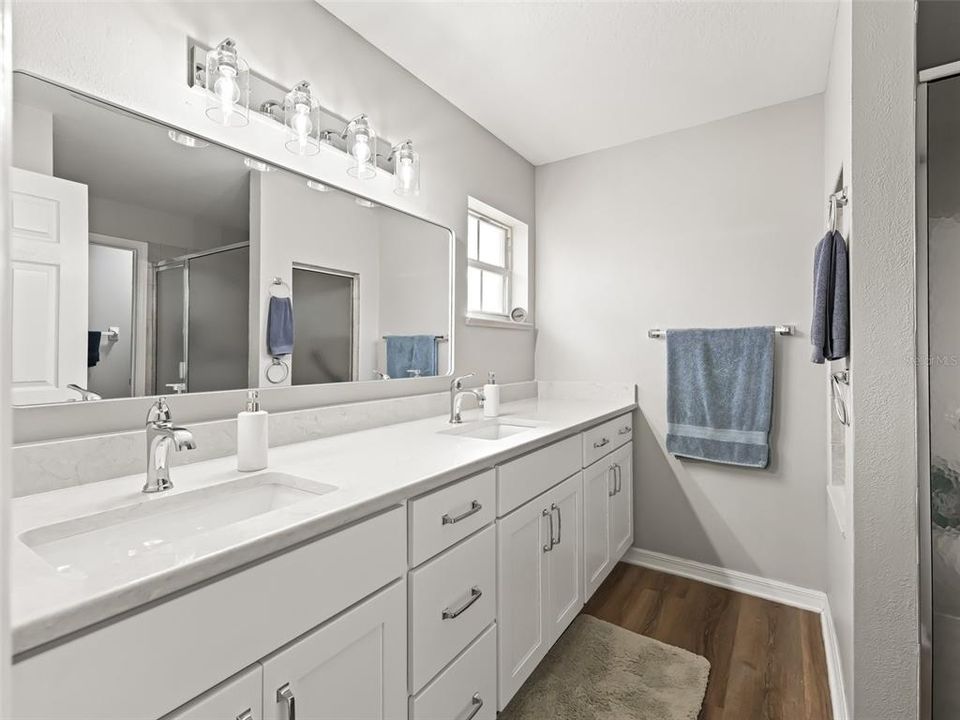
left=483, top=372, right=500, bottom=418
left=237, top=389, right=268, bottom=472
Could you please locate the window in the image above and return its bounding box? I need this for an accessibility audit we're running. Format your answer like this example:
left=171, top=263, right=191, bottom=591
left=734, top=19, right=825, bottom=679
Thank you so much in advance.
left=467, top=211, right=511, bottom=317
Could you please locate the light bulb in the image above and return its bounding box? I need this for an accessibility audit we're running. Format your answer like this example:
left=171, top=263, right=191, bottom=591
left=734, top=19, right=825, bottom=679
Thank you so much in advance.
left=352, top=133, right=371, bottom=163
left=292, top=104, right=313, bottom=148
left=214, top=67, right=239, bottom=121
left=398, top=156, right=415, bottom=187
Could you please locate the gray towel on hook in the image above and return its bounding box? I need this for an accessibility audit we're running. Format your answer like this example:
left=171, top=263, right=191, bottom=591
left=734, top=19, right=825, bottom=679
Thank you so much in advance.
left=267, top=296, right=294, bottom=356
left=666, top=327, right=775, bottom=468
left=811, top=230, right=849, bottom=363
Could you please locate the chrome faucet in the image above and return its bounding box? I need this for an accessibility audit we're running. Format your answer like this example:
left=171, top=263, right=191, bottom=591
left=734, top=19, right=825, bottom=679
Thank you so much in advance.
left=66, top=384, right=102, bottom=401
left=449, top=373, right=485, bottom=424
left=144, top=397, right=197, bottom=493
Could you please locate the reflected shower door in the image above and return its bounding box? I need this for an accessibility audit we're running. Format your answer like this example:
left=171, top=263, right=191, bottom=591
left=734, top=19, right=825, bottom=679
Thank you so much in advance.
left=292, top=266, right=356, bottom=385
left=154, top=263, right=185, bottom=395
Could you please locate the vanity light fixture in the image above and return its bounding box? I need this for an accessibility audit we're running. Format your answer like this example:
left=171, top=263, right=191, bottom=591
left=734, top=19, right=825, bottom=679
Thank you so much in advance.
left=203, top=38, right=250, bottom=127
left=167, top=130, right=209, bottom=149
left=306, top=180, right=331, bottom=192
left=283, top=81, right=320, bottom=156
left=343, top=114, right=377, bottom=180
left=389, top=140, right=420, bottom=196
left=243, top=157, right=272, bottom=172
left=355, top=197, right=377, bottom=208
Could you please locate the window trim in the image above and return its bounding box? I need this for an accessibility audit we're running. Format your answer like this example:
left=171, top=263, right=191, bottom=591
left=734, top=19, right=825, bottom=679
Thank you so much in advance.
left=467, top=210, right=512, bottom=318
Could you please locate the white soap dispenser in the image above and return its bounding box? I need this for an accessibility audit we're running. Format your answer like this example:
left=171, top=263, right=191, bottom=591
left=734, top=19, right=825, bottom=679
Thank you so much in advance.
left=483, top=371, right=500, bottom=418
left=237, top=390, right=268, bottom=472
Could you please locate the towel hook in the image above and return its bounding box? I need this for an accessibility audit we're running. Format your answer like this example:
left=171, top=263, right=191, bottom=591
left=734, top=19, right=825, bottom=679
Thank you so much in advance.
left=828, top=188, right=848, bottom=233
left=268, top=276, right=291, bottom=298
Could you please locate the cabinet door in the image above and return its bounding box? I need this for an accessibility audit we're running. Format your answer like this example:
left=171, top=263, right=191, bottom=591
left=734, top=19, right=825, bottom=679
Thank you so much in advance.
left=582, top=460, right=614, bottom=601
left=545, top=472, right=583, bottom=643
left=163, top=666, right=261, bottom=720
left=497, top=496, right=551, bottom=710
left=609, top=442, right=634, bottom=562
left=261, top=580, right=407, bottom=720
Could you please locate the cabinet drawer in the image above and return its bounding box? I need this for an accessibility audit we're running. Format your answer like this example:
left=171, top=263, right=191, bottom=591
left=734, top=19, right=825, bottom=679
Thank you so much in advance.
left=582, top=413, right=633, bottom=466
left=497, top=435, right=581, bottom=516
left=411, top=624, right=496, bottom=720
left=162, top=665, right=261, bottom=720
left=410, top=525, right=496, bottom=693
left=409, top=469, right=496, bottom=566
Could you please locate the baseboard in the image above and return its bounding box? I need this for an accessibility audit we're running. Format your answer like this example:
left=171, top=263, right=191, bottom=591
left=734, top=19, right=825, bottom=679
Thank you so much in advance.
left=622, top=547, right=848, bottom=720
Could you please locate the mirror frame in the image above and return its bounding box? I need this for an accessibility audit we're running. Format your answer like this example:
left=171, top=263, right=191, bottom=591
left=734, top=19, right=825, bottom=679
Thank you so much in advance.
left=10, top=71, right=457, bottom=440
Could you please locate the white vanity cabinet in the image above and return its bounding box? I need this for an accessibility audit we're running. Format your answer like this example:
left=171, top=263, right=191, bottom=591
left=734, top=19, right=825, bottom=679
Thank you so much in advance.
left=261, top=580, right=407, bottom=720
left=583, top=440, right=634, bottom=600
left=162, top=665, right=262, bottom=720
left=497, top=471, right=583, bottom=710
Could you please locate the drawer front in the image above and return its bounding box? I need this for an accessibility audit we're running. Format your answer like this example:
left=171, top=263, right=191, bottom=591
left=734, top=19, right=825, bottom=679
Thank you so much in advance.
left=410, top=525, right=496, bottom=692
left=582, top=413, right=633, bottom=466
left=497, top=435, right=582, bottom=516
left=411, top=624, right=497, bottom=720
left=409, top=469, right=496, bottom=566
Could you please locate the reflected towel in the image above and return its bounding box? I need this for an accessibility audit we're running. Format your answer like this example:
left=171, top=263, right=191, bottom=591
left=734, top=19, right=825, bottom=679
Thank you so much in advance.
left=385, top=335, right=437, bottom=379
left=267, top=296, right=294, bottom=356
left=665, top=327, right=774, bottom=468
left=87, top=331, right=101, bottom=368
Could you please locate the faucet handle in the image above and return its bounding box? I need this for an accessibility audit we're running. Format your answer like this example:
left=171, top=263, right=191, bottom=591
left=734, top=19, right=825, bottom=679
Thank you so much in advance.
left=146, top=397, right=172, bottom=424
left=452, top=372, right=475, bottom=391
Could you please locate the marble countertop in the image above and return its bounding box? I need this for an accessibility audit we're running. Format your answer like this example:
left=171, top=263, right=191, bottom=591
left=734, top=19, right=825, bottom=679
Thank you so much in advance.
left=11, top=395, right=635, bottom=655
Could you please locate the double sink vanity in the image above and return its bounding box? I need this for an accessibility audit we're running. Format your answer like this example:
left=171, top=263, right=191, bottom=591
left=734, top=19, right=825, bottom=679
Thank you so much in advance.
left=10, top=393, right=636, bottom=719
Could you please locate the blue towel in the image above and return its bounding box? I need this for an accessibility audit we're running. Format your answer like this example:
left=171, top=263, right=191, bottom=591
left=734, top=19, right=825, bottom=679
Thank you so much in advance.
left=385, top=335, right=437, bottom=379
left=267, top=296, right=294, bottom=356
left=87, top=331, right=101, bottom=368
left=665, top=327, right=774, bottom=468
left=811, top=230, right=849, bottom=363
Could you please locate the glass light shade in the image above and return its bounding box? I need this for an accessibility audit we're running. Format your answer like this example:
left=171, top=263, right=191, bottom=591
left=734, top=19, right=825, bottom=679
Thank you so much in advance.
left=204, top=39, right=250, bottom=127
left=346, top=115, right=377, bottom=180
left=393, top=141, right=420, bottom=196
left=283, top=81, right=320, bottom=156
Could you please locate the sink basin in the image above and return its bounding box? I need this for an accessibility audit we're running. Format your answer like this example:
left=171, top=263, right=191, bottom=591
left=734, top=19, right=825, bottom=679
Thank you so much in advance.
left=20, top=472, right=336, bottom=581
left=441, top=419, right=536, bottom=440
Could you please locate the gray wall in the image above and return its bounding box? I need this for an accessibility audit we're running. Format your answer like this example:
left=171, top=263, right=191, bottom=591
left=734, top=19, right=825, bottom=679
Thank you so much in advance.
left=11, top=1, right=534, bottom=441
left=535, top=94, right=827, bottom=591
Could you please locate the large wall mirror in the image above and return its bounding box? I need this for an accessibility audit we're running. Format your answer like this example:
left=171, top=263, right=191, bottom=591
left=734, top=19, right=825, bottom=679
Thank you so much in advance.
left=9, top=73, right=453, bottom=407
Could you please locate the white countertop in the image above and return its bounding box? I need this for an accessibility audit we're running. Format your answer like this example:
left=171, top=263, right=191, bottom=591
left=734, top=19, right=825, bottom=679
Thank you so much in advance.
left=11, top=396, right=635, bottom=656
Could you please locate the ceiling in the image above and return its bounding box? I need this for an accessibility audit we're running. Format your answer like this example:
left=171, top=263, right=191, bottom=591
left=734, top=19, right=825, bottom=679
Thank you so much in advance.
left=323, top=1, right=839, bottom=165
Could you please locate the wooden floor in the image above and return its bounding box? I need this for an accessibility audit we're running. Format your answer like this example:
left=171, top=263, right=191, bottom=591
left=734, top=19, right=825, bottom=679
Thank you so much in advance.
left=582, top=563, right=832, bottom=720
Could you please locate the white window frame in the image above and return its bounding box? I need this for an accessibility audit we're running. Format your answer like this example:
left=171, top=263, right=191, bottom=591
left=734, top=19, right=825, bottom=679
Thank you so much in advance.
left=467, top=210, right=512, bottom=319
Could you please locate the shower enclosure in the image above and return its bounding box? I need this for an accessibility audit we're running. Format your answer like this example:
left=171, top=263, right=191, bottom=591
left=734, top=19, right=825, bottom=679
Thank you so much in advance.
left=154, top=243, right=249, bottom=394
left=919, top=67, right=960, bottom=720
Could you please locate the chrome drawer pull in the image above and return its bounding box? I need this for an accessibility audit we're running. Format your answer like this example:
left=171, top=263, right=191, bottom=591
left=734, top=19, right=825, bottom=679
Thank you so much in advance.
left=618, top=426, right=632, bottom=435
left=442, top=586, right=483, bottom=619
left=462, top=693, right=484, bottom=720
left=553, top=502, right=562, bottom=546
left=442, top=500, right=482, bottom=525
left=543, top=507, right=554, bottom=552
left=236, top=711, right=254, bottom=720
left=277, top=684, right=296, bottom=720
left=608, top=466, right=617, bottom=497
left=593, top=437, right=610, bottom=449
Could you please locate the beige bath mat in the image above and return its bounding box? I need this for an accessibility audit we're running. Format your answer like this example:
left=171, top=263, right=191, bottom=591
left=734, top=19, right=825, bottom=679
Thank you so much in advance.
left=500, top=615, right=710, bottom=720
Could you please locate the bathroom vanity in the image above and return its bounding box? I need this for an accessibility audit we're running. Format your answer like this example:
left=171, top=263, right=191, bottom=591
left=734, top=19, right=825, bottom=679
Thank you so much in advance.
left=9, top=398, right=635, bottom=719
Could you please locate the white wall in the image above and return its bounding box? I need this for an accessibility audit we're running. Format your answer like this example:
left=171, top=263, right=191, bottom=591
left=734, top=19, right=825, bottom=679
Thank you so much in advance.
left=11, top=0, right=534, bottom=441
left=535, top=94, right=827, bottom=591
left=11, top=101, right=49, bottom=174
left=822, top=1, right=854, bottom=714
left=848, top=2, right=918, bottom=718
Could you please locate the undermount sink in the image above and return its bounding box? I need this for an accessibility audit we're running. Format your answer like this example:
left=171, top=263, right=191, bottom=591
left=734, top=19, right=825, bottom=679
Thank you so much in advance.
left=441, top=418, right=537, bottom=440
left=20, top=472, right=336, bottom=581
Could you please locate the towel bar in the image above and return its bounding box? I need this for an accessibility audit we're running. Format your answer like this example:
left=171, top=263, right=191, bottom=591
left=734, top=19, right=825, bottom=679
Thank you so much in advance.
left=647, top=325, right=794, bottom=339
